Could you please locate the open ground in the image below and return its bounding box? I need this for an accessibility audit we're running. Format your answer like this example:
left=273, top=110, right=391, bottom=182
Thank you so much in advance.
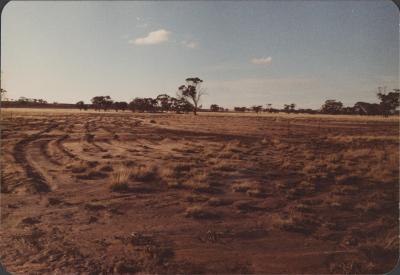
left=0, top=109, right=398, bottom=274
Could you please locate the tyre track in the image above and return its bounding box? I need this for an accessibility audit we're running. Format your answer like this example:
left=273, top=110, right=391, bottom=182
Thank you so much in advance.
left=55, top=134, right=79, bottom=160
left=13, top=124, right=58, bottom=193
left=38, top=139, right=63, bottom=166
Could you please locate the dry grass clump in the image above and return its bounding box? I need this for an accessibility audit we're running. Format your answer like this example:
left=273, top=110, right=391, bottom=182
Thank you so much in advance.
left=222, top=140, right=244, bottom=153
left=328, top=199, right=353, bottom=211
left=246, top=188, right=267, bottom=198
left=110, top=167, right=132, bottom=192
left=302, top=162, right=325, bottom=175
left=234, top=200, right=263, bottom=213
left=342, top=148, right=371, bottom=160
left=232, top=182, right=258, bottom=193
left=67, top=161, right=90, bottom=173
left=275, top=180, right=290, bottom=191
left=191, top=183, right=219, bottom=194
left=213, top=160, right=237, bottom=172
left=332, top=185, right=359, bottom=196
left=303, top=151, right=316, bottom=161
left=165, top=181, right=183, bottom=189
left=354, top=201, right=381, bottom=215
left=276, top=210, right=320, bottom=235
left=274, top=142, right=288, bottom=150
left=185, top=206, right=220, bottom=219
left=76, top=170, right=108, bottom=180
left=158, top=166, right=175, bottom=180
left=159, top=163, right=192, bottom=180
left=132, top=164, right=159, bottom=182
left=183, top=170, right=221, bottom=194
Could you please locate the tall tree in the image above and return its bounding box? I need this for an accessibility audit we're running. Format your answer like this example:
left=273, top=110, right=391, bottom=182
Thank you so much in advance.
left=113, top=101, right=128, bottom=112
left=210, top=104, right=221, bottom=112
left=76, top=101, right=85, bottom=111
left=321, top=100, right=343, bottom=114
left=156, top=94, right=173, bottom=112
left=91, top=96, right=113, bottom=111
left=178, top=77, right=205, bottom=115
left=252, top=105, right=263, bottom=114
left=377, top=87, right=400, bottom=117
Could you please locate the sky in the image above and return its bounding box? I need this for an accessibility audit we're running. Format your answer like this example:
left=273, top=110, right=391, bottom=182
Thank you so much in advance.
left=1, top=0, right=399, bottom=109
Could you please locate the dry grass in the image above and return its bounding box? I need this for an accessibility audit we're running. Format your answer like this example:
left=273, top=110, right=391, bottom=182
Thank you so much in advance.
left=232, top=182, right=259, bottom=193
left=159, top=163, right=192, bottom=180
left=246, top=188, right=267, bottom=198
left=183, top=171, right=220, bottom=194
left=110, top=166, right=132, bottom=192
left=132, top=164, right=159, bottom=182
left=213, top=160, right=238, bottom=172
left=275, top=210, right=319, bottom=235
left=1, top=108, right=398, bottom=274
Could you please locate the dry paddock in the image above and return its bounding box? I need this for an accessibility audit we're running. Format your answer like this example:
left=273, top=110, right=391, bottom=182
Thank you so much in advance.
left=0, top=108, right=399, bottom=274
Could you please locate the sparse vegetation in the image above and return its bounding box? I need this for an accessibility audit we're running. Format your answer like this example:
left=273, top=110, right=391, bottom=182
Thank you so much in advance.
left=1, top=109, right=398, bottom=274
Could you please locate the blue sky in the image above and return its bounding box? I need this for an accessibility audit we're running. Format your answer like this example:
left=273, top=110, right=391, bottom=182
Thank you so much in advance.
left=1, top=0, right=398, bottom=109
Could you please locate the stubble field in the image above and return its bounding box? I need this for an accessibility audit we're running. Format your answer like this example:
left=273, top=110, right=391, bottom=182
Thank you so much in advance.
left=0, top=109, right=399, bottom=274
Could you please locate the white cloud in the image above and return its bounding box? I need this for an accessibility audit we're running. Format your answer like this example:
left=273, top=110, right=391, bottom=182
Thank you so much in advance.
left=181, top=40, right=198, bottom=49
left=131, top=29, right=170, bottom=45
left=251, top=56, right=272, bottom=65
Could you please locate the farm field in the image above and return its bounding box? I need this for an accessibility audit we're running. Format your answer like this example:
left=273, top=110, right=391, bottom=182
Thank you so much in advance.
left=0, top=109, right=399, bottom=274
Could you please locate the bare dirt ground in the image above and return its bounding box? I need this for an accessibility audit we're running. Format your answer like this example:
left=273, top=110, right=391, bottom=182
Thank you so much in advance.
left=1, top=109, right=399, bottom=274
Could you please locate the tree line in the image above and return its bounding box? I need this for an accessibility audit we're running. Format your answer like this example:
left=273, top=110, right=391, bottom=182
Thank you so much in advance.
left=1, top=80, right=399, bottom=116
left=76, top=77, right=205, bottom=114
left=232, top=87, right=399, bottom=116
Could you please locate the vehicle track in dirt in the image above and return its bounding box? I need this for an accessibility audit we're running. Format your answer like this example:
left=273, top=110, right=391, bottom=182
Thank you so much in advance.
left=13, top=123, right=58, bottom=193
